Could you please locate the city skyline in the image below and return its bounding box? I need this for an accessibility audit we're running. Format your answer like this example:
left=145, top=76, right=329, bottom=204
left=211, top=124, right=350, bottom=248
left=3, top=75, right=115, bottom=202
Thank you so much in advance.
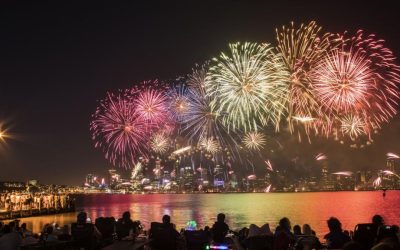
left=1, top=1, right=400, bottom=185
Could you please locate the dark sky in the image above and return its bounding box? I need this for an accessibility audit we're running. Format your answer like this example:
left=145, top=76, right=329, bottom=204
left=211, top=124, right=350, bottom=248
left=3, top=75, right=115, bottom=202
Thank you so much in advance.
left=1, top=1, right=400, bottom=185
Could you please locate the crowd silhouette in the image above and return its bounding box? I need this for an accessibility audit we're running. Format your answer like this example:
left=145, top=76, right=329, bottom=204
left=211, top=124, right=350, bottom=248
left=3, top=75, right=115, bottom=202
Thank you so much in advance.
left=0, top=192, right=73, bottom=212
left=0, top=212, right=399, bottom=250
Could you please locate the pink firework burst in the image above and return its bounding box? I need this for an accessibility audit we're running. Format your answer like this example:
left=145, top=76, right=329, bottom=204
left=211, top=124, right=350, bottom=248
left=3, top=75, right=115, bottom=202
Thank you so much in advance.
left=130, top=80, right=175, bottom=131
left=90, top=91, right=151, bottom=168
left=311, top=30, right=400, bottom=140
left=312, top=48, right=374, bottom=113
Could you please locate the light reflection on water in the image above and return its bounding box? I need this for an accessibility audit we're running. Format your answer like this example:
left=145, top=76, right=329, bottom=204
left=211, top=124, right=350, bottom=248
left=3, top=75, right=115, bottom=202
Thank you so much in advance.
left=15, top=191, right=400, bottom=238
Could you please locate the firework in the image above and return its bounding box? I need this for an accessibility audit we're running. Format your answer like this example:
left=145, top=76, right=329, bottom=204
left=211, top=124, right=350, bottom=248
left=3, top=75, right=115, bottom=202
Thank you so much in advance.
left=247, top=174, right=257, bottom=180
left=135, top=88, right=169, bottom=124
left=167, top=83, right=190, bottom=122
left=206, top=42, right=289, bottom=132
left=276, top=21, right=343, bottom=134
left=242, top=131, right=266, bottom=151
left=386, top=152, right=400, bottom=159
left=311, top=30, right=400, bottom=141
left=172, top=146, right=191, bottom=155
left=373, top=177, right=382, bottom=187
left=182, top=65, right=238, bottom=153
left=315, top=153, right=327, bottom=161
left=265, top=160, right=274, bottom=171
left=264, top=184, right=272, bottom=192
left=150, top=132, right=170, bottom=154
left=382, top=170, right=400, bottom=179
left=332, top=171, right=353, bottom=176
left=340, top=115, right=367, bottom=140
left=312, top=48, right=373, bottom=113
left=200, top=137, right=220, bottom=154
left=90, top=92, right=150, bottom=168
left=131, top=162, right=143, bottom=179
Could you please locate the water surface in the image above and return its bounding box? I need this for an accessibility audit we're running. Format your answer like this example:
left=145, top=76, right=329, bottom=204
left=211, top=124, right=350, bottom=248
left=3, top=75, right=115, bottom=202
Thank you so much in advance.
left=16, top=191, right=400, bottom=238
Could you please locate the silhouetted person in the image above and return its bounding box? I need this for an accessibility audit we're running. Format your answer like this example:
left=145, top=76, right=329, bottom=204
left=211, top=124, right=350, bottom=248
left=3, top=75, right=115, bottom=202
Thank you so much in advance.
left=116, top=211, right=139, bottom=239
left=71, top=212, right=95, bottom=250
left=0, top=223, right=22, bottom=250
left=57, top=225, right=71, bottom=241
left=273, top=217, right=294, bottom=250
left=342, top=241, right=364, bottom=250
left=20, top=223, right=32, bottom=238
left=150, top=215, right=180, bottom=250
left=294, top=224, right=321, bottom=250
left=211, top=213, right=230, bottom=244
left=293, top=224, right=302, bottom=237
left=324, top=217, right=350, bottom=249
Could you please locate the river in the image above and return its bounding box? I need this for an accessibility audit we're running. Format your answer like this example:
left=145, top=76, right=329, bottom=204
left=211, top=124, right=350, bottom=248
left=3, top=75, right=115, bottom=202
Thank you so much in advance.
left=15, top=191, right=400, bottom=238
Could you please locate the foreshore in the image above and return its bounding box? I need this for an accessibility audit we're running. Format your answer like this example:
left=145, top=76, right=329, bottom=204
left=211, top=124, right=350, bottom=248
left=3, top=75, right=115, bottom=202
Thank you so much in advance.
left=0, top=207, right=75, bottom=221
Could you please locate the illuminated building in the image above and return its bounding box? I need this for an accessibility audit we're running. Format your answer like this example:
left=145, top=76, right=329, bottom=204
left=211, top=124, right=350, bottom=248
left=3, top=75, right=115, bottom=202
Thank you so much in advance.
left=85, top=174, right=95, bottom=186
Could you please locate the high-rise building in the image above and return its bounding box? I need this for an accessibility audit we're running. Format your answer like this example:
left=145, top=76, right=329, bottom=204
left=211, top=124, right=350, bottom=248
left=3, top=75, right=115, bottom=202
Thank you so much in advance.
left=386, top=159, right=400, bottom=174
left=85, top=174, right=94, bottom=186
left=108, top=169, right=120, bottom=187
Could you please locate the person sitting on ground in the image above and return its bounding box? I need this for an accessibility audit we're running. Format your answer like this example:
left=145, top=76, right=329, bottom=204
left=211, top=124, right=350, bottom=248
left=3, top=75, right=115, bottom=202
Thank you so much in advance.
left=116, top=211, right=139, bottom=240
left=0, top=221, right=4, bottom=237
left=371, top=214, right=384, bottom=239
left=0, top=223, right=22, bottom=250
left=324, top=217, right=351, bottom=249
left=57, top=225, right=71, bottom=241
left=294, top=224, right=321, bottom=250
left=43, top=226, right=58, bottom=242
left=247, top=223, right=273, bottom=238
left=20, top=223, right=33, bottom=238
left=71, top=212, right=95, bottom=250
left=273, top=217, right=295, bottom=250
left=211, top=213, right=230, bottom=244
left=149, top=215, right=181, bottom=250
left=342, top=241, right=364, bottom=250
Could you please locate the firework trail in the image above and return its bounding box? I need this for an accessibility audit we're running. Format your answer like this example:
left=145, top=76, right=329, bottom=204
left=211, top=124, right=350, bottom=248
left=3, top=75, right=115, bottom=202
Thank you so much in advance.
left=265, top=160, right=274, bottom=171
left=264, top=184, right=272, bottom=192
left=332, top=171, right=353, bottom=176
left=315, top=153, right=327, bottom=161
left=90, top=91, right=151, bottom=168
left=206, top=42, right=289, bottom=132
left=387, top=152, right=400, bottom=159
left=373, top=176, right=382, bottom=187
left=276, top=21, right=343, bottom=136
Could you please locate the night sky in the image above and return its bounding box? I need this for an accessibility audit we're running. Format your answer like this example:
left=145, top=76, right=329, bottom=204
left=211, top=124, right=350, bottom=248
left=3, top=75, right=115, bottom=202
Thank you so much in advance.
left=1, top=1, right=400, bottom=185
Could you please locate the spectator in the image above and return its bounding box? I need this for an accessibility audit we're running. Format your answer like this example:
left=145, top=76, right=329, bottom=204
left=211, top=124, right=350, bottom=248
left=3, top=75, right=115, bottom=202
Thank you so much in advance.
left=0, top=223, right=22, bottom=250
left=294, top=224, right=321, bottom=250
left=324, top=217, right=351, bottom=249
left=273, top=217, right=295, bottom=250
left=211, top=213, right=230, bottom=244
left=293, top=224, right=302, bottom=237
left=71, top=212, right=95, bottom=250
left=43, top=226, right=58, bottom=242
left=20, top=223, right=33, bottom=238
left=115, top=211, right=139, bottom=240
left=58, top=225, right=72, bottom=241
left=149, top=215, right=181, bottom=250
